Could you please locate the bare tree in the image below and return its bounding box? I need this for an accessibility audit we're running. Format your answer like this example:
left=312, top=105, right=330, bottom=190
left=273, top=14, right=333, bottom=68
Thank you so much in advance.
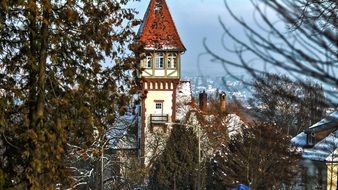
left=207, top=122, right=300, bottom=189
left=204, top=0, right=338, bottom=103
left=249, top=74, right=329, bottom=136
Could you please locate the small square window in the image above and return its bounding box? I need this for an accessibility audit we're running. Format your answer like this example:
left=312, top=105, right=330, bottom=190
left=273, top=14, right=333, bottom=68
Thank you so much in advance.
left=156, top=103, right=162, bottom=109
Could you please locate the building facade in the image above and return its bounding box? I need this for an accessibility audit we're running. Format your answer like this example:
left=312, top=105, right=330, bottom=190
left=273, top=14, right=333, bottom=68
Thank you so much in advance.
left=137, top=0, right=186, bottom=165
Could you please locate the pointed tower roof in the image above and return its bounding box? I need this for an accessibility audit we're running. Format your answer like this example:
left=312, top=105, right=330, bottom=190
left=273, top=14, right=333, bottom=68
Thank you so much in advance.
left=138, top=0, right=186, bottom=51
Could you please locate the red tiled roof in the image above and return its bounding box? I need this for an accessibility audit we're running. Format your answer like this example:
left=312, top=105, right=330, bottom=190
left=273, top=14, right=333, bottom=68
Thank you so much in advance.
left=138, top=0, right=186, bottom=51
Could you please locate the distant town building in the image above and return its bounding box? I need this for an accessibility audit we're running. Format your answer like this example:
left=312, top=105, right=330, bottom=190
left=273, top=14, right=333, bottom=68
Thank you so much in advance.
left=292, top=111, right=338, bottom=189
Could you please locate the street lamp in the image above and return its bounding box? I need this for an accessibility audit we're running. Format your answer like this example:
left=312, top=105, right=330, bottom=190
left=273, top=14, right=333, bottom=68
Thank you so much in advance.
left=101, top=139, right=109, bottom=190
left=165, top=122, right=201, bottom=190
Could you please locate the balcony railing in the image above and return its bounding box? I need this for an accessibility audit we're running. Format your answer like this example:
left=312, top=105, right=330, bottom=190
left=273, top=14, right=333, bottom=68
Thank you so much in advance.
left=150, top=114, right=169, bottom=124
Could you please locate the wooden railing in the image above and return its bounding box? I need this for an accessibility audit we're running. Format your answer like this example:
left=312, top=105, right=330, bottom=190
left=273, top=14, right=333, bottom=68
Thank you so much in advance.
left=150, top=114, right=169, bottom=124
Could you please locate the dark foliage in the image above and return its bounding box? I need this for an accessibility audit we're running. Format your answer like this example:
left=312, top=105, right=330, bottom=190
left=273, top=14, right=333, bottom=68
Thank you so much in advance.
left=148, top=125, right=199, bottom=190
left=0, top=0, right=140, bottom=189
left=207, top=122, right=300, bottom=189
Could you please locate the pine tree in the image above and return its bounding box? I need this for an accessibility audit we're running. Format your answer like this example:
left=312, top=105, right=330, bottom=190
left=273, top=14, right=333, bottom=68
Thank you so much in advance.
left=148, top=125, right=199, bottom=190
left=0, top=0, right=140, bottom=189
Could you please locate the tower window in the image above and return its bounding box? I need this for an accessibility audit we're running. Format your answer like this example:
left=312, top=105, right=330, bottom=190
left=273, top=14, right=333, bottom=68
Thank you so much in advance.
left=167, top=53, right=177, bottom=69
left=156, top=53, right=164, bottom=69
left=155, top=103, right=162, bottom=109
left=145, top=54, right=152, bottom=68
left=154, top=102, right=163, bottom=115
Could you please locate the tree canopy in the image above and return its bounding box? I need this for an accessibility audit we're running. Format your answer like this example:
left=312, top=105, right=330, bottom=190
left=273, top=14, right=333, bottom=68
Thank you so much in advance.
left=148, top=125, right=199, bottom=190
left=0, top=0, right=140, bottom=189
left=207, top=122, right=300, bottom=189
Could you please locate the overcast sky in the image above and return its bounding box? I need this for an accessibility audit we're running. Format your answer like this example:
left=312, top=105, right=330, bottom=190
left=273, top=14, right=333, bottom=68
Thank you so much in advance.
left=128, top=0, right=269, bottom=77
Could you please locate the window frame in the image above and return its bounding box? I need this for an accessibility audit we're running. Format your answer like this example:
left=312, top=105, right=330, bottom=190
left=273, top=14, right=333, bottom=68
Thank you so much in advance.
left=167, top=52, right=177, bottom=69
left=144, top=54, right=152, bottom=68
left=155, top=103, right=162, bottom=110
left=155, top=52, right=164, bottom=69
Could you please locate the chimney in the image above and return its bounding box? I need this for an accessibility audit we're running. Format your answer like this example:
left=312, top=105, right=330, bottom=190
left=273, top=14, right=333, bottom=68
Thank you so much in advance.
left=199, top=90, right=208, bottom=112
left=220, top=92, right=227, bottom=113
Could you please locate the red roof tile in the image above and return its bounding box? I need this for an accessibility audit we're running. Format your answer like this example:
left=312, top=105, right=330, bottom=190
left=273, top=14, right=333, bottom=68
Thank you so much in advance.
left=138, top=0, right=186, bottom=51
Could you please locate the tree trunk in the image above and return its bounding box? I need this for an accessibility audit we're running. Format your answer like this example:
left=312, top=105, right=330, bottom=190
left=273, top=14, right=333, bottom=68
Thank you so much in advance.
left=26, top=0, right=50, bottom=187
left=36, top=0, right=49, bottom=124
left=27, top=0, right=38, bottom=129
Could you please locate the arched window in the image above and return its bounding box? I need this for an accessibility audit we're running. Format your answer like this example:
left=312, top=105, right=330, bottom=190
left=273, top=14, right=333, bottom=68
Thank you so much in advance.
left=156, top=52, right=164, bottom=69
left=167, top=53, right=177, bottom=69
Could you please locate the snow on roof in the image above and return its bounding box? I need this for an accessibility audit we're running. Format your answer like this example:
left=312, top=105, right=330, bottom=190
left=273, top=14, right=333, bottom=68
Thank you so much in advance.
left=326, top=147, right=338, bottom=162
left=176, top=81, right=192, bottom=121
left=291, top=111, right=338, bottom=161
left=292, top=111, right=338, bottom=148
left=224, top=114, right=246, bottom=137
left=302, top=130, right=338, bottom=161
left=143, top=45, right=180, bottom=51
left=291, top=132, right=307, bottom=147
left=107, top=112, right=139, bottom=150
left=305, top=111, right=338, bottom=133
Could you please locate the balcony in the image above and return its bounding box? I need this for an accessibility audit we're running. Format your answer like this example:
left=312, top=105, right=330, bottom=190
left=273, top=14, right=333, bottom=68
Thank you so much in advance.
left=149, top=114, right=169, bottom=133
left=150, top=114, right=169, bottom=125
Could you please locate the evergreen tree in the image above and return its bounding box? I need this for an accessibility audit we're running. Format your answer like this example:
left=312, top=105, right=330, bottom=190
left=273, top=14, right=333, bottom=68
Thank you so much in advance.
left=0, top=0, right=140, bottom=189
left=148, top=125, right=199, bottom=190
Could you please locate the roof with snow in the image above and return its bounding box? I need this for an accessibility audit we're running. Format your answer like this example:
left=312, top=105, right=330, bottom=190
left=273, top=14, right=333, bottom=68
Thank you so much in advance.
left=107, top=107, right=140, bottom=150
left=291, top=111, right=338, bottom=147
left=138, top=0, right=186, bottom=51
left=302, top=130, right=338, bottom=162
left=326, top=147, right=338, bottom=162
left=291, top=111, right=338, bottom=162
left=304, top=111, right=338, bottom=133
left=176, top=81, right=193, bottom=121
left=291, top=132, right=307, bottom=147
left=225, top=114, right=246, bottom=137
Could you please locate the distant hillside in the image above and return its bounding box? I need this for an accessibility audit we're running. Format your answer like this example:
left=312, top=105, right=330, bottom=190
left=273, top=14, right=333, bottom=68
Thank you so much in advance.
left=181, top=75, right=252, bottom=102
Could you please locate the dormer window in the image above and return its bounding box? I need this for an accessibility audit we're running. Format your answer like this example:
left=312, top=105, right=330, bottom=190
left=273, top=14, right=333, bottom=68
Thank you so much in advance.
left=306, top=132, right=316, bottom=147
left=156, top=52, right=164, bottom=69
left=167, top=53, right=177, bottom=69
left=145, top=54, right=152, bottom=68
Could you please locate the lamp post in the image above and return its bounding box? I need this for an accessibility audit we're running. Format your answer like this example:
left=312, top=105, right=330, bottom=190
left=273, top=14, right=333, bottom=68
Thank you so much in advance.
left=165, top=122, right=201, bottom=190
left=101, top=139, right=109, bottom=190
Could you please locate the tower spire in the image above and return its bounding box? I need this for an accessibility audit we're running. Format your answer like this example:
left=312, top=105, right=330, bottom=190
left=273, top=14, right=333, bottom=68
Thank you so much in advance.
left=138, top=0, right=186, bottom=51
